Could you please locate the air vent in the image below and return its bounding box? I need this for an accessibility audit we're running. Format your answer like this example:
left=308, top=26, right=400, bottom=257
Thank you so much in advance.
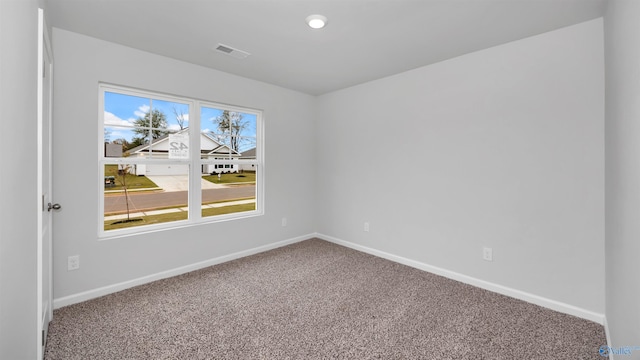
left=216, top=45, right=234, bottom=54
left=215, top=43, right=250, bottom=59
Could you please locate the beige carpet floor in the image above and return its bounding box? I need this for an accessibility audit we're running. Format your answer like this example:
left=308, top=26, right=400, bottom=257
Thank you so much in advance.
left=44, top=239, right=606, bottom=359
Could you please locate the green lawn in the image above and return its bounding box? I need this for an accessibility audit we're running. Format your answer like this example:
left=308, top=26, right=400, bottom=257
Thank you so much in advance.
left=104, top=203, right=256, bottom=231
left=104, top=212, right=188, bottom=231
left=202, top=203, right=255, bottom=217
left=203, top=171, right=256, bottom=184
left=104, top=165, right=158, bottom=190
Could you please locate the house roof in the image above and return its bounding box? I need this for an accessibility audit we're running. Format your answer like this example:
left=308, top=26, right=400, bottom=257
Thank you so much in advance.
left=125, top=133, right=170, bottom=155
left=204, top=144, right=240, bottom=156
left=126, top=128, right=240, bottom=156
left=239, top=148, right=256, bottom=159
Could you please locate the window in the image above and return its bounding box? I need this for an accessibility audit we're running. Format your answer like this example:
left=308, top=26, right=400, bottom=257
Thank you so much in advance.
left=100, top=85, right=262, bottom=237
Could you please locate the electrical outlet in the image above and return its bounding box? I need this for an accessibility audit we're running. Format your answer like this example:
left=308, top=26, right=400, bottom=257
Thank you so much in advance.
left=281, top=217, right=287, bottom=227
left=483, top=247, right=493, bottom=262
left=364, top=222, right=370, bottom=232
left=68, top=255, right=80, bottom=271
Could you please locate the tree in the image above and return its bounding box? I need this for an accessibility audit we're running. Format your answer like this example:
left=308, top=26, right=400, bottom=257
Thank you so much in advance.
left=212, top=110, right=248, bottom=152
left=173, top=106, right=187, bottom=130
left=128, top=137, right=146, bottom=149
left=132, top=109, right=169, bottom=143
left=116, top=163, right=134, bottom=222
left=112, top=138, right=134, bottom=152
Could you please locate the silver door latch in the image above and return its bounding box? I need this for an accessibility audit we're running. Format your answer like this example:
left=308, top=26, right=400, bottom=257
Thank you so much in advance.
left=47, top=203, right=61, bottom=212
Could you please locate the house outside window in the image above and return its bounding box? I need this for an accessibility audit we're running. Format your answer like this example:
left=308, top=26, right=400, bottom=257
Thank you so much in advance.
left=100, top=84, right=263, bottom=237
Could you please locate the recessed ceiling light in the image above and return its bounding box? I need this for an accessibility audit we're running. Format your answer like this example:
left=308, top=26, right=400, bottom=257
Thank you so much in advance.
left=306, top=14, right=327, bottom=29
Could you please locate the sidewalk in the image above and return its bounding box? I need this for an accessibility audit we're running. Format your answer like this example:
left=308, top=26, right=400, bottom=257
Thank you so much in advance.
left=104, top=198, right=256, bottom=221
left=146, top=175, right=225, bottom=192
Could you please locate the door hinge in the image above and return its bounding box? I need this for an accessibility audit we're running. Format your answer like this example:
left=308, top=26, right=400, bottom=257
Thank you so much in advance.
left=42, top=329, right=45, bottom=346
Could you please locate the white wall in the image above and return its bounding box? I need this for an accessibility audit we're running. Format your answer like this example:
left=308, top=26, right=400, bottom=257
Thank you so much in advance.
left=0, top=0, right=43, bottom=358
left=604, top=0, right=640, bottom=350
left=51, top=29, right=316, bottom=301
left=316, top=19, right=605, bottom=316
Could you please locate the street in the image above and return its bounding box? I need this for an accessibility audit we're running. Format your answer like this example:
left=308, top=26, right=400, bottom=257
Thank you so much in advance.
left=104, top=185, right=256, bottom=214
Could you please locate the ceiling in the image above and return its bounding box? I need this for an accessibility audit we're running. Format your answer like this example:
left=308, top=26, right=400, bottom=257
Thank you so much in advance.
left=46, top=0, right=606, bottom=96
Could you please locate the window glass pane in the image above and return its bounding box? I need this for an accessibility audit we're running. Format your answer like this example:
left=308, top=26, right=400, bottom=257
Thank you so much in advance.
left=152, top=99, right=189, bottom=131
left=104, top=163, right=189, bottom=231
left=201, top=165, right=257, bottom=218
left=236, top=115, right=257, bottom=153
left=104, top=92, right=148, bottom=150
left=200, top=106, right=257, bottom=160
left=104, top=92, right=190, bottom=159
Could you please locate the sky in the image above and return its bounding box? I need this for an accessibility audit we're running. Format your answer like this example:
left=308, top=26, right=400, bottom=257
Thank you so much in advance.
left=104, top=91, right=258, bottom=152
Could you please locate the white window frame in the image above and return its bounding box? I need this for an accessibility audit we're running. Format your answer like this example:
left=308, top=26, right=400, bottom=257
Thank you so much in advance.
left=98, top=84, right=264, bottom=239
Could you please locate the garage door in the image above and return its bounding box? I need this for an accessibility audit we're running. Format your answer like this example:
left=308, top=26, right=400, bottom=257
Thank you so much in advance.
left=145, top=164, right=189, bottom=176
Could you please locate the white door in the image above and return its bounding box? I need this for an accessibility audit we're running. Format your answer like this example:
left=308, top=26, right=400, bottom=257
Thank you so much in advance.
left=37, top=8, right=54, bottom=359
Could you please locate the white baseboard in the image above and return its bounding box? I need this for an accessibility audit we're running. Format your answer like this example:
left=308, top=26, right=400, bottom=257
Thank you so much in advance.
left=54, top=232, right=606, bottom=326
left=316, top=233, right=605, bottom=325
left=53, top=233, right=313, bottom=309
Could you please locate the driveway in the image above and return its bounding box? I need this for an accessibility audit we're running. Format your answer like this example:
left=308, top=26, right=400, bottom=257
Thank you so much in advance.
left=146, top=175, right=225, bottom=192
